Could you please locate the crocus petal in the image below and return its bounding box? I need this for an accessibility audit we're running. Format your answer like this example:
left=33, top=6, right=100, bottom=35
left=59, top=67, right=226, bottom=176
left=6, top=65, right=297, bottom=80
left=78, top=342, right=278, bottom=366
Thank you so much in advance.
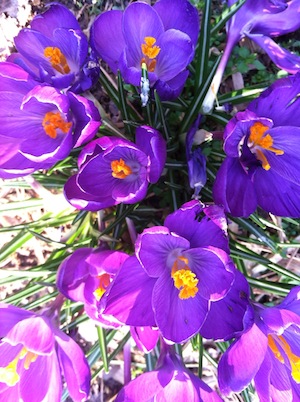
left=165, top=200, right=229, bottom=252
left=56, top=248, right=93, bottom=301
left=153, top=0, right=199, bottom=46
left=122, top=2, right=164, bottom=67
left=20, top=354, right=62, bottom=402
left=248, top=73, right=300, bottom=127
left=64, top=175, right=115, bottom=211
left=153, top=271, right=208, bottom=343
left=200, top=269, right=252, bottom=341
left=213, top=156, right=257, bottom=217
left=115, top=369, right=172, bottom=402
left=155, top=29, right=194, bottom=81
left=246, top=32, right=300, bottom=74
left=278, top=286, right=300, bottom=315
left=130, top=326, right=160, bottom=353
left=187, top=247, right=234, bottom=301
left=154, top=69, right=189, bottom=100
left=253, top=166, right=300, bottom=217
left=90, top=10, right=125, bottom=74
left=218, top=323, right=268, bottom=395
left=67, top=92, right=101, bottom=148
left=103, top=256, right=156, bottom=327
left=135, top=125, right=166, bottom=183
left=259, top=126, right=300, bottom=186
left=136, top=227, right=190, bottom=277
left=30, top=3, right=80, bottom=34
left=5, top=316, right=54, bottom=354
left=55, top=331, right=91, bottom=401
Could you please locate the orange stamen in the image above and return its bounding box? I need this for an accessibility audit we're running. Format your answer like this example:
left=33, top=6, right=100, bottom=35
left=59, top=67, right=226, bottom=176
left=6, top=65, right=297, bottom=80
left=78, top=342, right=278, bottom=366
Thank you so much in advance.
left=111, top=158, right=132, bottom=179
left=0, top=347, right=38, bottom=387
left=141, top=36, right=160, bottom=73
left=268, top=334, right=300, bottom=383
left=248, top=122, right=284, bottom=171
left=42, top=112, right=72, bottom=139
left=171, top=256, right=199, bottom=299
left=93, top=273, right=111, bottom=300
left=44, top=47, right=71, bottom=74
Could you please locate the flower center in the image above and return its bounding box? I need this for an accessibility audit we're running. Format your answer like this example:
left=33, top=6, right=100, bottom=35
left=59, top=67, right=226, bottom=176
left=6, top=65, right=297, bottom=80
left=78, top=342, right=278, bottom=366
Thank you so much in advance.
left=0, top=347, right=38, bottom=387
left=141, top=36, right=160, bottom=73
left=268, top=334, right=300, bottom=383
left=42, top=112, right=72, bottom=139
left=171, top=256, right=199, bottom=300
left=44, top=47, right=71, bottom=74
left=247, top=122, right=284, bottom=171
left=93, top=273, right=111, bottom=301
left=111, top=158, right=132, bottom=179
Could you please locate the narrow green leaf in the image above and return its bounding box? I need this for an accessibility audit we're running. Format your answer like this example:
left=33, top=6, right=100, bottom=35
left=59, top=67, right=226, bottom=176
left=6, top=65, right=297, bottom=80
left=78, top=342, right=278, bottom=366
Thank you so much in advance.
left=194, top=0, right=211, bottom=87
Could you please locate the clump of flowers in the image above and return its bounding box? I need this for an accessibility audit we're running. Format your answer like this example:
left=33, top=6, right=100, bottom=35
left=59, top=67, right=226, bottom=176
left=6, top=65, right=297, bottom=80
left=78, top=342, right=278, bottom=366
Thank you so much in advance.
left=2, top=1, right=300, bottom=401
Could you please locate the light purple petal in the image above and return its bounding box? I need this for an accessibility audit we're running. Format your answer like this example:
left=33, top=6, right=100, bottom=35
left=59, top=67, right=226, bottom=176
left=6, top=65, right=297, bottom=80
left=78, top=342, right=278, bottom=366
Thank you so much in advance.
left=153, top=272, right=208, bottom=343
left=122, top=2, right=164, bottom=67
left=90, top=10, right=125, bottom=75
left=154, top=0, right=200, bottom=46
left=55, top=330, right=91, bottom=401
left=218, top=323, right=268, bottom=395
left=130, top=326, right=159, bottom=353
left=186, top=247, right=234, bottom=301
left=246, top=32, right=300, bottom=74
left=4, top=316, right=54, bottom=354
left=136, top=226, right=190, bottom=277
left=213, top=156, right=257, bottom=217
left=135, top=125, right=166, bottom=183
left=103, top=256, right=156, bottom=327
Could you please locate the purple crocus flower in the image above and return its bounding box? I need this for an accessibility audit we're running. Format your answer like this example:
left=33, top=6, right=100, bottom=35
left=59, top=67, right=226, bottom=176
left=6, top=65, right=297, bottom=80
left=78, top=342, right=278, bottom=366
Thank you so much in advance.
left=116, top=341, right=223, bottom=402
left=8, top=3, right=98, bottom=93
left=101, top=200, right=245, bottom=343
left=64, top=126, right=166, bottom=211
left=218, top=286, right=300, bottom=401
left=213, top=73, right=300, bottom=217
left=202, top=0, right=300, bottom=114
left=56, top=247, right=129, bottom=327
left=0, top=62, right=101, bottom=179
left=90, top=0, right=199, bottom=100
left=0, top=303, right=90, bottom=402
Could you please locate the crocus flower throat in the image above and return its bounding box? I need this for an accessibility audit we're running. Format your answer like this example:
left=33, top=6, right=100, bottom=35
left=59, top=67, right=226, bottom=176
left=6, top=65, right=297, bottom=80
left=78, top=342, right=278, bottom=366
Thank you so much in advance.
left=44, top=47, right=70, bottom=74
left=93, top=273, right=111, bottom=300
left=42, top=112, right=72, bottom=139
left=111, top=158, right=132, bottom=179
left=141, top=36, right=161, bottom=72
left=0, top=347, right=38, bottom=387
left=171, top=255, right=199, bottom=299
left=247, top=122, right=284, bottom=171
left=268, top=334, right=300, bottom=383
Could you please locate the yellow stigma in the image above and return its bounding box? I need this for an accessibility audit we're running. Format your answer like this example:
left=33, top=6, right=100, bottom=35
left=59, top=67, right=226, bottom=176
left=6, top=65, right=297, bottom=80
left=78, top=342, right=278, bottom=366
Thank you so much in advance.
left=111, top=158, right=132, bottom=179
left=141, top=36, right=160, bottom=72
left=268, top=334, right=300, bottom=383
left=42, top=112, right=72, bottom=139
left=248, top=122, right=284, bottom=170
left=93, top=273, right=111, bottom=301
left=44, top=47, right=71, bottom=74
left=0, top=347, right=38, bottom=387
left=171, top=256, right=199, bottom=299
